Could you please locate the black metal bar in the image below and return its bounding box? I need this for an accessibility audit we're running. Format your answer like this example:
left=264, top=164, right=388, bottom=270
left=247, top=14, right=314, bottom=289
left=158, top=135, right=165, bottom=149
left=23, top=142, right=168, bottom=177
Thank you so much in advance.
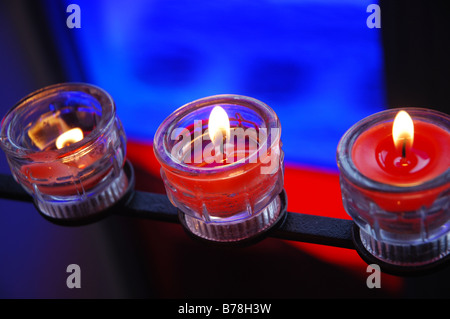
left=3, top=172, right=450, bottom=276
left=0, top=173, right=354, bottom=249
left=271, top=212, right=355, bottom=249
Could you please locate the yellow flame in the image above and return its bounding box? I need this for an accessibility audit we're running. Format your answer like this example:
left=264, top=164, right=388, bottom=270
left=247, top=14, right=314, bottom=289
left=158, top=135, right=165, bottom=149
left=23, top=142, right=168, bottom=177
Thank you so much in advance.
left=208, top=106, right=230, bottom=147
left=392, top=110, right=414, bottom=148
left=55, top=128, right=84, bottom=149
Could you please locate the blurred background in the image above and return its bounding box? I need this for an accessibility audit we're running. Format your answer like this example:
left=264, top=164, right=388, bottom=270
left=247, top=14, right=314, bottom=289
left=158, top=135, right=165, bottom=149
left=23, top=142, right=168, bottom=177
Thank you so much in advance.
left=0, top=0, right=448, bottom=298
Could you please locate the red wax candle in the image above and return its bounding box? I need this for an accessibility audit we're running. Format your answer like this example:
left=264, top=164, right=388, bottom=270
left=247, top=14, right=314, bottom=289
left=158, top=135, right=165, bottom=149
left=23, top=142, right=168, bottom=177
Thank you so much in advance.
left=351, top=111, right=449, bottom=211
left=154, top=95, right=284, bottom=242
left=0, top=83, right=129, bottom=220
left=338, top=108, right=449, bottom=266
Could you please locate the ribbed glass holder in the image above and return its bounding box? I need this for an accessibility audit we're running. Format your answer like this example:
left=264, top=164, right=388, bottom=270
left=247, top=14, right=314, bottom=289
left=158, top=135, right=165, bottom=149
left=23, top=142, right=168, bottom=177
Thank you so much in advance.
left=154, top=94, right=284, bottom=242
left=337, top=108, right=450, bottom=267
left=0, top=83, right=129, bottom=220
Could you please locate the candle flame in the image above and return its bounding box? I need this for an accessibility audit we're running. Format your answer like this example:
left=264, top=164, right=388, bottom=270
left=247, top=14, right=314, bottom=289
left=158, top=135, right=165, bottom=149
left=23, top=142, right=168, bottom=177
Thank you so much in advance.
left=208, top=106, right=230, bottom=147
left=55, top=128, right=84, bottom=149
left=392, top=110, right=414, bottom=149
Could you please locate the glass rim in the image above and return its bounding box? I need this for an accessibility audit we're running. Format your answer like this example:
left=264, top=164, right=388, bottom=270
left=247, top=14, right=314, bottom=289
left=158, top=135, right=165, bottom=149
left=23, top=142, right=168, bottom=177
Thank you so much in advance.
left=336, top=107, right=450, bottom=193
left=0, top=82, right=116, bottom=161
left=153, top=94, right=281, bottom=175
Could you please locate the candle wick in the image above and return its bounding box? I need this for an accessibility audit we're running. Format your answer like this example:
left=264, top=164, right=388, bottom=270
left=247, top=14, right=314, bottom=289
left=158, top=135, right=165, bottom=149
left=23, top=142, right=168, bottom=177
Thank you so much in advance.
left=402, top=138, right=406, bottom=159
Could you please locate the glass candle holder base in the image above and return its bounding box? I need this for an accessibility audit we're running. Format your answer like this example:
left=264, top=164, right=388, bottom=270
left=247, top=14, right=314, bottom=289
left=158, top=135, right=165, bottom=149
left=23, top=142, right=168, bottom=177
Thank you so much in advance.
left=154, top=94, right=285, bottom=244
left=179, top=189, right=287, bottom=244
left=353, top=225, right=450, bottom=276
left=337, top=108, right=449, bottom=271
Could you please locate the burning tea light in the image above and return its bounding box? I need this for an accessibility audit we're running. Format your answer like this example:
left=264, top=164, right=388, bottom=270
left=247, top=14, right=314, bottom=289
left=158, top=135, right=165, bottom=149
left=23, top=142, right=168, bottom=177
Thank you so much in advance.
left=392, top=110, right=414, bottom=159
left=153, top=95, right=285, bottom=242
left=337, top=108, right=450, bottom=267
left=0, top=83, right=130, bottom=221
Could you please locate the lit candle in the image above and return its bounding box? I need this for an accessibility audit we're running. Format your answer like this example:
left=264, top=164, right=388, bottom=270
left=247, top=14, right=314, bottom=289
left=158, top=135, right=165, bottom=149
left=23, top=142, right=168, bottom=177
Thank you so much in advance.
left=351, top=109, right=449, bottom=211
left=337, top=108, right=450, bottom=267
left=0, top=83, right=130, bottom=221
left=153, top=95, right=285, bottom=242
left=20, top=124, right=104, bottom=197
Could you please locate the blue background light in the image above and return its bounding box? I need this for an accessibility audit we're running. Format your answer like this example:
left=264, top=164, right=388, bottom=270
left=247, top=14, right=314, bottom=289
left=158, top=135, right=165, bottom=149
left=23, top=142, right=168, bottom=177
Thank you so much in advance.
left=62, top=0, right=386, bottom=169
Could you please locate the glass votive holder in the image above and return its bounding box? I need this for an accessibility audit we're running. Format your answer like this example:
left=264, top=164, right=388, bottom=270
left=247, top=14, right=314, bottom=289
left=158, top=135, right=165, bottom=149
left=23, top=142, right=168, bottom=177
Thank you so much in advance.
left=0, top=83, right=130, bottom=221
left=337, top=108, right=449, bottom=268
left=153, top=94, right=285, bottom=243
